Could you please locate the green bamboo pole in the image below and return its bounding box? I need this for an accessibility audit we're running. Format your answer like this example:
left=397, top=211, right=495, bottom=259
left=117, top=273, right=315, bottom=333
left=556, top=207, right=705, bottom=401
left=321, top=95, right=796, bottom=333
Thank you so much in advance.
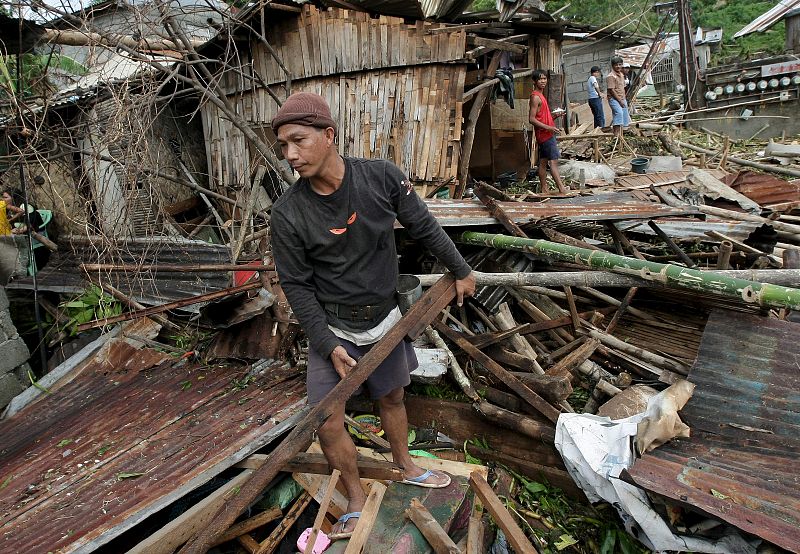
left=457, top=232, right=800, bottom=310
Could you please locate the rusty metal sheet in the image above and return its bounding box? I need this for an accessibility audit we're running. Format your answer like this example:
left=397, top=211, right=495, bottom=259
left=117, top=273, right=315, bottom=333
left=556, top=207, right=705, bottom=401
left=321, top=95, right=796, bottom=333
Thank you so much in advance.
left=0, top=342, right=305, bottom=553
left=422, top=194, right=696, bottom=227
left=614, top=169, right=729, bottom=189
left=723, top=170, right=800, bottom=207
left=5, top=236, right=231, bottom=312
left=628, top=310, right=800, bottom=551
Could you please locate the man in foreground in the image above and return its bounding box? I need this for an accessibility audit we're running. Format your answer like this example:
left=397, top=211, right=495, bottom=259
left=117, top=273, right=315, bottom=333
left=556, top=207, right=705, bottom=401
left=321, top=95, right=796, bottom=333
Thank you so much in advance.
left=529, top=69, right=566, bottom=193
left=270, top=92, right=476, bottom=540
left=607, top=56, right=631, bottom=138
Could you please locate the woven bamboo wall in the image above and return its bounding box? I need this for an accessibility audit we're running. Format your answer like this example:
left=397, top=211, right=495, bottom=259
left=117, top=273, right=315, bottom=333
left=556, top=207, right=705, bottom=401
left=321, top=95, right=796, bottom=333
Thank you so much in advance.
left=251, top=7, right=468, bottom=85
left=202, top=6, right=468, bottom=191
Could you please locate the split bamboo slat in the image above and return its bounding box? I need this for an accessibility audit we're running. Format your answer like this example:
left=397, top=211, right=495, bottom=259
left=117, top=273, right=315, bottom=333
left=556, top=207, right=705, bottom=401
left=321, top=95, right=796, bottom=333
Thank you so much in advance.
left=202, top=5, right=469, bottom=194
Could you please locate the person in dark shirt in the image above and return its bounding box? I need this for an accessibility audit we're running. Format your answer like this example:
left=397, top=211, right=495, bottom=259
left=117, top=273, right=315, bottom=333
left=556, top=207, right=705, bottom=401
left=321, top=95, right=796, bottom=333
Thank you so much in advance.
left=3, top=187, right=51, bottom=274
left=270, top=92, right=476, bottom=540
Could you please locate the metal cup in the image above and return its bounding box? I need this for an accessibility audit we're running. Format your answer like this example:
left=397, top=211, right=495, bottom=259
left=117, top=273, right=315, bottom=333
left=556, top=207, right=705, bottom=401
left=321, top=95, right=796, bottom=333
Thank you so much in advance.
left=397, top=274, right=422, bottom=314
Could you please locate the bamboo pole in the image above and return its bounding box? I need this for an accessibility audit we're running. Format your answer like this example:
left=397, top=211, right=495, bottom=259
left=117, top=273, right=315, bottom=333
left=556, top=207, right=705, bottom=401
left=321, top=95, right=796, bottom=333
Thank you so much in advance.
left=416, top=270, right=800, bottom=288
left=456, top=232, right=800, bottom=310
left=676, top=140, right=800, bottom=178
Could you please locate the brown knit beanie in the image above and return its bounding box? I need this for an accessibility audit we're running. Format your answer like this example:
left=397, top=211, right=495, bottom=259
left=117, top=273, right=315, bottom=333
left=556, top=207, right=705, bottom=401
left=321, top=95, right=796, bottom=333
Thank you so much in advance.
left=271, top=92, right=337, bottom=132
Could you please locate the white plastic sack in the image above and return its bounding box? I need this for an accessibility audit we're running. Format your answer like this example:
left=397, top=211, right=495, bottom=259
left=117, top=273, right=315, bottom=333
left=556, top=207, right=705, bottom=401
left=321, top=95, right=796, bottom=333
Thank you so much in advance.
left=555, top=382, right=757, bottom=553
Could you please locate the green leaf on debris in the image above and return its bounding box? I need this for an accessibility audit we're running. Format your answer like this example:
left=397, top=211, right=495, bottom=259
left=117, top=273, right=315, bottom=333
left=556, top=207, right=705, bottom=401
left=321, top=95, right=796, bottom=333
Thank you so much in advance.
left=57, top=439, right=73, bottom=448
left=116, top=472, right=145, bottom=480
left=555, top=534, right=578, bottom=550
left=98, top=444, right=112, bottom=456
left=180, top=380, right=192, bottom=391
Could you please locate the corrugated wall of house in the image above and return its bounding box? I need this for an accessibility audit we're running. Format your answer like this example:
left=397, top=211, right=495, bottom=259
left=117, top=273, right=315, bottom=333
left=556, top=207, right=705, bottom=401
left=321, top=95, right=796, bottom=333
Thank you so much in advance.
left=202, top=6, right=468, bottom=191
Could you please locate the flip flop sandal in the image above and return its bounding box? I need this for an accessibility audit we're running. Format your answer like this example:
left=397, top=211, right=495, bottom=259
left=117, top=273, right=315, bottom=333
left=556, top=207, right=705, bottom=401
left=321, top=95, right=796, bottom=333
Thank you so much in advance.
left=401, top=469, right=452, bottom=489
left=328, top=511, right=361, bottom=541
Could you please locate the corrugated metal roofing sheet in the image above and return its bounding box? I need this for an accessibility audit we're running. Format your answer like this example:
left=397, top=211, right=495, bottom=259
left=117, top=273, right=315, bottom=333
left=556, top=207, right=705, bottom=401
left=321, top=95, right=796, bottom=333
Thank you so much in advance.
left=734, top=0, right=800, bottom=38
left=5, top=236, right=231, bottom=311
left=722, top=170, right=800, bottom=207
left=628, top=309, right=800, bottom=552
left=0, top=340, right=305, bottom=553
left=422, top=194, right=696, bottom=226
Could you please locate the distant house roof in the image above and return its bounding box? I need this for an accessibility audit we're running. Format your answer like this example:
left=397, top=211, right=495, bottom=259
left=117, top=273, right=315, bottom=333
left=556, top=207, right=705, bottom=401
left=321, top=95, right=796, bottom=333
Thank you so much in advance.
left=734, top=0, right=800, bottom=38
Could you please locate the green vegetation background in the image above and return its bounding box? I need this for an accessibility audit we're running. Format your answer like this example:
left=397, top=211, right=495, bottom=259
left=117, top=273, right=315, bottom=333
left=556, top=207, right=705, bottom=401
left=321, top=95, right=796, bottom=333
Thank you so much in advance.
left=471, top=0, right=786, bottom=62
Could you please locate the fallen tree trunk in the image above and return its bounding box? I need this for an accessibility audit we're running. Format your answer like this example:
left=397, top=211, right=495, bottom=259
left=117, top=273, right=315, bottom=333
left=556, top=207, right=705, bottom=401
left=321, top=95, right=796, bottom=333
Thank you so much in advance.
left=456, top=232, right=800, bottom=310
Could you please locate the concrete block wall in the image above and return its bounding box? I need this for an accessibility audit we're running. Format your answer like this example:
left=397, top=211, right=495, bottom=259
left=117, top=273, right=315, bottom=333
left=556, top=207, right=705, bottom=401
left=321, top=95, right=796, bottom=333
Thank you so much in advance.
left=0, top=287, right=32, bottom=411
left=562, top=37, right=618, bottom=104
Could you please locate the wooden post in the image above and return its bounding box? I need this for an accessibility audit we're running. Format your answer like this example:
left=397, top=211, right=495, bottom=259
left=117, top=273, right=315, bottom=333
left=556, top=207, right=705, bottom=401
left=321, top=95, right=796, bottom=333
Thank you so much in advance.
left=456, top=52, right=503, bottom=198
left=717, top=240, right=733, bottom=270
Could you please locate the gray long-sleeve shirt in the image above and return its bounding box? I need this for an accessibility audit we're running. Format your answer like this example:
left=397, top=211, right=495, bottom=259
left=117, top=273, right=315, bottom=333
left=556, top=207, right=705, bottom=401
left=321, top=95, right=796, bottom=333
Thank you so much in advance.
left=271, top=157, right=471, bottom=359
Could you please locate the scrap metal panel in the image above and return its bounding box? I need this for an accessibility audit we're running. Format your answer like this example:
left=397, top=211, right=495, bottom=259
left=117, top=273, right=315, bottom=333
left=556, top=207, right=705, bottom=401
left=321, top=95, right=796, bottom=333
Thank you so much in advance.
left=422, top=194, right=696, bottom=226
left=0, top=345, right=305, bottom=553
left=628, top=310, right=800, bottom=551
left=5, top=236, right=231, bottom=310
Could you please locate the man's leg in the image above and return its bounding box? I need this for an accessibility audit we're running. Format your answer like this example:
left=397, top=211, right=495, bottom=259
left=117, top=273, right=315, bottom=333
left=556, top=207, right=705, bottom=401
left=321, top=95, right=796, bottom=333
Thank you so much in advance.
left=318, top=403, right=366, bottom=535
left=549, top=159, right=566, bottom=193
left=538, top=158, right=549, bottom=191
left=378, top=387, right=449, bottom=485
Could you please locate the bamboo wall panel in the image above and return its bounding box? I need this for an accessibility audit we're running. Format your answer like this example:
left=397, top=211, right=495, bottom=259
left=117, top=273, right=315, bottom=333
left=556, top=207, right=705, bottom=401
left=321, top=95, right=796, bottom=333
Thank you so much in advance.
left=249, top=6, right=466, bottom=87
left=204, top=63, right=466, bottom=190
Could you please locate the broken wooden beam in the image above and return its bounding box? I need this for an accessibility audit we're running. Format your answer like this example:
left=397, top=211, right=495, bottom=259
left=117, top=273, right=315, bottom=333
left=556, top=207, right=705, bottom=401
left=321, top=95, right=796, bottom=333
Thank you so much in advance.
left=343, top=482, right=388, bottom=554
left=432, top=320, right=561, bottom=423
left=303, top=470, right=340, bottom=554
left=255, top=491, right=313, bottom=554
left=213, top=507, right=283, bottom=547
left=178, top=275, right=457, bottom=553
left=233, top=452, right=404, bottom=481
left=545, top=338, right=601, bottom=377
left=647, top=220, right=697, bottom=268
left=457, top=232, right=800, bottom=310
left=466, top=309, right=614, bottom=349
left=469, top=472, right=539, bottom=553
left=405, top=498, right=460, bottom=554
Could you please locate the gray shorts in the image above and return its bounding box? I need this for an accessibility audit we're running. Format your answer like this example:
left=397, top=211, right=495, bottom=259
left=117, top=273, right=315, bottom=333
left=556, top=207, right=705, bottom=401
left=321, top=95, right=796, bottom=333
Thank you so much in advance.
left=306, top=338, right=418, bottom=405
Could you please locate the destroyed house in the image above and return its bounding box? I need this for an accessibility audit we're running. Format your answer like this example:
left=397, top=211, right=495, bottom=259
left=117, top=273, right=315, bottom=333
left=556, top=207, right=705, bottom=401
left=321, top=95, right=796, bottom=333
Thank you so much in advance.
left=198, top=2, right=565, bottom=197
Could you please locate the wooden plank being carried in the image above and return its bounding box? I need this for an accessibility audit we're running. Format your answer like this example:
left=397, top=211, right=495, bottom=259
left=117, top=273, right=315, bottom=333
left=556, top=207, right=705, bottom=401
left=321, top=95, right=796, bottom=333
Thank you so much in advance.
left=178, top=276, right=458, bottom=553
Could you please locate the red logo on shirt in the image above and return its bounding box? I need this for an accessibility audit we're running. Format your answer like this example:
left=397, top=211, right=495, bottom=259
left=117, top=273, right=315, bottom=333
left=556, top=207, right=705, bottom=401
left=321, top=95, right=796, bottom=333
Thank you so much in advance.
left=329, top=212, right=357, bottom=235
